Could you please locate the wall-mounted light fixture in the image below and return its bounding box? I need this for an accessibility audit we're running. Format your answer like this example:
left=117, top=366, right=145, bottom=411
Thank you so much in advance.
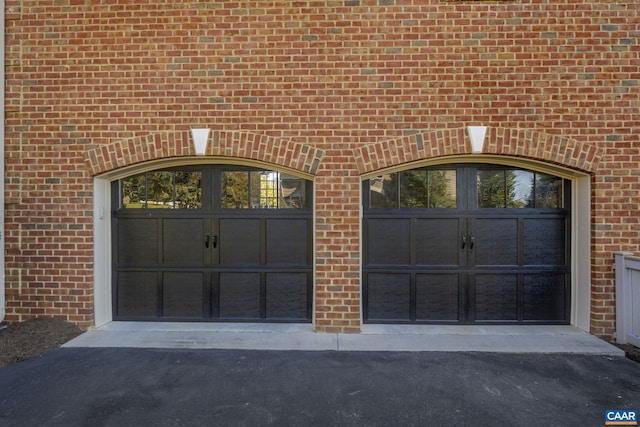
left=190, top=128, right=210, bottom=155
left=467, top=126, right=487, bottom=154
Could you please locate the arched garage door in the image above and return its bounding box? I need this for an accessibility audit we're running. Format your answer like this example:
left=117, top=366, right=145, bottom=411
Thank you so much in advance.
left=363, top=164, right=571, bottom=324
left=112, top=166, right=313, bottom=322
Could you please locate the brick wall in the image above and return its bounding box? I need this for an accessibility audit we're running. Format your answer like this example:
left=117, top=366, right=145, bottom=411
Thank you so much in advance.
left=4, top=0, right=639, bottom=338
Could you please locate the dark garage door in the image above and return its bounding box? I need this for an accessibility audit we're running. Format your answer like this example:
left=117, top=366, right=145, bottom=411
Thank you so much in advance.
left=113, top=166, right=313, bottom=322
left=363, top=165, right=571, bottom=324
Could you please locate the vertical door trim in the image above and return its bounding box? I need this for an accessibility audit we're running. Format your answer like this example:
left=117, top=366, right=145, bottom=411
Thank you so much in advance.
left=94, top=177, right=112, bottom=327
left=572, top=175, right=591, bottom=331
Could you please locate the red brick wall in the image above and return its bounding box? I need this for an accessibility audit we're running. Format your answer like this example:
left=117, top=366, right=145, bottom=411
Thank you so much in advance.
left=4, top=0, right=639, bottom=338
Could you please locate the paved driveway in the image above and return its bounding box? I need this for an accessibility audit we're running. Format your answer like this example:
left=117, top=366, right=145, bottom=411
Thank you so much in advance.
left=0, top=348, right=638, bottom=426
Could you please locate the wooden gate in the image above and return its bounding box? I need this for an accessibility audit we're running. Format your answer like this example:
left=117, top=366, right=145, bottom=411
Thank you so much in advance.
left=615, top=252, right=640, bottom=346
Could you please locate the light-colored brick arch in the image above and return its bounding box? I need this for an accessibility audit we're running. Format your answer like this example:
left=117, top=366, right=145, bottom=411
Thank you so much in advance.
left=354, top=127, right=602, bottom=175
left=85, top=130, right=325, bottom=177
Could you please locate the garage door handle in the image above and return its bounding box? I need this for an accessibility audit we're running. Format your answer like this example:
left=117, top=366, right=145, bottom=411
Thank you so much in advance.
left=461, top=235, right=466, bottom=249
left=469, top=234, right=475, bottom=250
left=204, top=235, right=218, bottom=249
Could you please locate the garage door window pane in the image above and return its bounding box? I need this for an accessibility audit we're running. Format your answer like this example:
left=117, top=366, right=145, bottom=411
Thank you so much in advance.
left=251, top=171, right=269, bottom=208
left=279, top=174, right=306, bottom=208
left=121, top=175, right=146, bottom=208
left=222, top=170, right=308, bottom=209
left=477, top=170, right=507, bottom=208
left=370, top=174, right=398, bottom=208
left=535, top=173, right=562, bottom=208
left=478, top=169, right=563, bottom=209
left=147, top=171, right=174, bottom=208
left=511, top=170, right=534, bottom=208
left=222, top=171, right=250, bottom=208
left=428, top=170, right=457, bottom=208
left=174, top=171, right=203, bottom=209
left=121, top=170, right=202, bottom=209
left=400, top=171, right=427, bottom=208
left=370, top=169, right=456, bottom=209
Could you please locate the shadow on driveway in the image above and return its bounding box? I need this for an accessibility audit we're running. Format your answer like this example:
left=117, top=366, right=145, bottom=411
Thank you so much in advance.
left=0, top=348, right=638, bottom=426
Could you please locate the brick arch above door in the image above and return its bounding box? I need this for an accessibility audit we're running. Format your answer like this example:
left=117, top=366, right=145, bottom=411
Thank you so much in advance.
left=85, top=130, right=325, bottom=177
left=354, top=128, right=602, bottom=176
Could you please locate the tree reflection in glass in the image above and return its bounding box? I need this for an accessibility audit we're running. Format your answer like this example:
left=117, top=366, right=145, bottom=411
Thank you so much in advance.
left=122, top=170, right=201, bottom=209
left=535, top=173, right=562, bottom=208
left=428, top=170, right=457, bottom=208
left=370, top=169, right=457, bottom=209
left=477, top=169, right=562, bottom=209
left=222, top=170, right=306, bottom=209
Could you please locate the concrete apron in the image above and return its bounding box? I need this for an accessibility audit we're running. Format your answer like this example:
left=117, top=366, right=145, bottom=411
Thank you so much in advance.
left=63, top=323, right=624, bottom=356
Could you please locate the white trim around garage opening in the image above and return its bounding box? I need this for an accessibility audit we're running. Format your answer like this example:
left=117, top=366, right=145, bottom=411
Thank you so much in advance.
left=94, top=177, right=112, bottom=327
left=358, top=156, right=591, bottom=333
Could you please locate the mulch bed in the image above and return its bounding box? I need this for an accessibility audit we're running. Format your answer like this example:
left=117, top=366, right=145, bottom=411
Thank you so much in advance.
left=616, top=343, right=640, bottom=363
left=0, top=317, right=82, bottom=368
left=0, top=317, right=639, bottom=368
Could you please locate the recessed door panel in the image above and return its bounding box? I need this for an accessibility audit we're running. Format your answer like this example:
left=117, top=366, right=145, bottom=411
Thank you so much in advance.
left=473, top=218, right=518, bottom=267
left=523, top=273, right=566, bottom=321
left=415, top=219, right=462, bottom=266
left=219, top=218, right=261, bottom=266
left=163, top=219, right=207, bottom=266
left=117, top=218, right=159, bottom=265
left=266, top=219, right=309, bottom=266
left=524, top=218, right=566, bottom=266
left=116, top=272, right=158, bottom=318
left=266, top=272, right=309, bottom=320
left=162, top=272, right=205, bottom=318
left=475, top=274, right=518, bottom=321
left=366, top=219, right=411, bottom=265
left=219, top=272, right=261, bottom=319
left=415, top=273, right=459, bottom=321
left=366, top=273, right=410, bottom=321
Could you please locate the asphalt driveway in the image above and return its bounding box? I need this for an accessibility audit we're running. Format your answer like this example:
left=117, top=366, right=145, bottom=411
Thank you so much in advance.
left=0, top=348, right=638, bottom=426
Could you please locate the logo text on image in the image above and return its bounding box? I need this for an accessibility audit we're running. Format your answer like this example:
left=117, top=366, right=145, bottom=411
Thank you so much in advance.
left=605, top=410, right=637, bottom=426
